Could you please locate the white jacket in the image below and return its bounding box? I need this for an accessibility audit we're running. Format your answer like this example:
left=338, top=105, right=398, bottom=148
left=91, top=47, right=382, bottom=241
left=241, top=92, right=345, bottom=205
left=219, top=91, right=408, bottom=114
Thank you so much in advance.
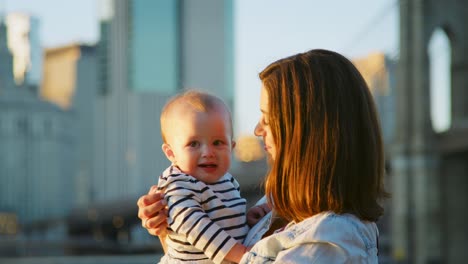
left=241, top=208, right=379, bottom=264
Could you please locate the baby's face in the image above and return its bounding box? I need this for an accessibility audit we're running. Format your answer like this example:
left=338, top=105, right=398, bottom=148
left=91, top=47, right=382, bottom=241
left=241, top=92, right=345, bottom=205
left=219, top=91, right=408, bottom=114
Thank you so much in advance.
left=162, top=107, right=235, bottom=183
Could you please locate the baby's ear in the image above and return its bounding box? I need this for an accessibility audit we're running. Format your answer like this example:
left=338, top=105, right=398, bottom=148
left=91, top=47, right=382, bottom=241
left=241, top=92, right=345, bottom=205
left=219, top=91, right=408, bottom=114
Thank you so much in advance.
left=162, top=144, right=175, bottom=163
left=231, top=140, right=236, bottom=150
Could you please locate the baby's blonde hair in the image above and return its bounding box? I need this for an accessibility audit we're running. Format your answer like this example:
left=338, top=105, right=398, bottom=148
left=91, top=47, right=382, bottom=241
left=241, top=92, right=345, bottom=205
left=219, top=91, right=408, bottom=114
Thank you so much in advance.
left=160, top=90, right=233, bottom=143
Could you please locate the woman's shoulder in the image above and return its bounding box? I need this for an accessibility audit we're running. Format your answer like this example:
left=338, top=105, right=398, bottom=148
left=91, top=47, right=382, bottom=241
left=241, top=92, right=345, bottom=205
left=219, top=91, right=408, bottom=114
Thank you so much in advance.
left=242, top=212, right=379, bottom=263
left=291, top=212, right=379, bottom=252
left=301, top=211, right=377, bottom=231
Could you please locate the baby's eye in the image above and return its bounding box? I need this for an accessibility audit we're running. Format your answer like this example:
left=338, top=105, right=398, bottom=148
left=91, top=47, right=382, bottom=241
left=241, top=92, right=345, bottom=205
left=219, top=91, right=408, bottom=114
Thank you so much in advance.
left=213, top=140, right=225, bottom=146
left=188, top=141, right=200, bottom=147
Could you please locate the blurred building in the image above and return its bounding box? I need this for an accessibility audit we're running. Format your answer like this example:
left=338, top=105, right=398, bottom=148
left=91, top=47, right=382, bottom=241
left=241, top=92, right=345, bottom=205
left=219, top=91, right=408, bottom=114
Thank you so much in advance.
left=353, top=52, right=397, bottom=145
left=0, top=10, right=103, bottom=254
left=5, top=12, right=42, bottom=87
left=0, top=19, right=75, bottom=230
left=393, top=1, right=468, bottom=263
left=41, top=44, right=99, bottom=207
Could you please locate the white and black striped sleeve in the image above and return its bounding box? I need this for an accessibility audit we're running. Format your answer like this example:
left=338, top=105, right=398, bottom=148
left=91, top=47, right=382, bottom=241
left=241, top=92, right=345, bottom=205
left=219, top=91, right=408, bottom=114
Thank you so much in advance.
left=165, top=180, right=238, bottom=264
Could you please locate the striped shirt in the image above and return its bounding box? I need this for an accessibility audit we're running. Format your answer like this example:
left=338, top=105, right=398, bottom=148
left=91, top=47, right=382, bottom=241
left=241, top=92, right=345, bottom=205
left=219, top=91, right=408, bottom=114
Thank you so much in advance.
left=157, top=166, right=249, bottom=264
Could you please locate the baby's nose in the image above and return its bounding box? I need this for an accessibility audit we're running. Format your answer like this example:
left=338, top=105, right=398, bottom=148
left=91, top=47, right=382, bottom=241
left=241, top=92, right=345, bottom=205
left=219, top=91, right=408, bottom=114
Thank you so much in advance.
left=201, top=145, right=215, bottom=157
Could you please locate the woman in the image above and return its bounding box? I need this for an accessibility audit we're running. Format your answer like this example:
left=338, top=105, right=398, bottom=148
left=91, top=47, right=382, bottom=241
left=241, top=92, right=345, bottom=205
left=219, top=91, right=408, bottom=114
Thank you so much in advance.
left=138, top=49, right=388, bottom=263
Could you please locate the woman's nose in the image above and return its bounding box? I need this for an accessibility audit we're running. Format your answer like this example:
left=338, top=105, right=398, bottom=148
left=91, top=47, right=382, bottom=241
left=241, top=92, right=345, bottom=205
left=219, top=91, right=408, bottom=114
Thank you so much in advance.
left=254, top=122, right=263, bottom=136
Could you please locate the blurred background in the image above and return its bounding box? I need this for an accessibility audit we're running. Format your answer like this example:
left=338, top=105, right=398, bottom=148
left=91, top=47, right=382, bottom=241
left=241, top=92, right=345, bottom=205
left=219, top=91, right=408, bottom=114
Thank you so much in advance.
left=0, top=0, right=467, bottom=263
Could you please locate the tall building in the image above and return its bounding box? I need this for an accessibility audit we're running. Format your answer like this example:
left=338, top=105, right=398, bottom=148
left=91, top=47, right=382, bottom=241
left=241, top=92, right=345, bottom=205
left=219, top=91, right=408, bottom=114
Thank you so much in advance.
left=93, top=0, right=234, bottom=204
left=41, top=44, right=99, bottom=207
left=393, top=1, right=468, bottom=262
left=353, top=53, right=397, bottom=145
left=5, top=13, right=42, bottom=88
left=0, top=19, right=75, bottom=227
left=0, top=10, right=102, bottom=253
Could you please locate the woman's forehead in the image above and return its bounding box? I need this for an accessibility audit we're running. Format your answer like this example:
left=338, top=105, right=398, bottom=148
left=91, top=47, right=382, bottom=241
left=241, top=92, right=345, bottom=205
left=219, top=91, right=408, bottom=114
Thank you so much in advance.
left=260, top=85, right=269, bottom=111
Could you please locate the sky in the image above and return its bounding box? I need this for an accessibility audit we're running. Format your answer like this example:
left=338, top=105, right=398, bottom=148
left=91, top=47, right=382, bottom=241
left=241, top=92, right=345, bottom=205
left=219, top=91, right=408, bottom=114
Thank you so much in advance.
left=234, top=0, right=400, bottom=135
left=3, top=0, right=428, bottom=135
left=2, top=0, right=99, bottom=47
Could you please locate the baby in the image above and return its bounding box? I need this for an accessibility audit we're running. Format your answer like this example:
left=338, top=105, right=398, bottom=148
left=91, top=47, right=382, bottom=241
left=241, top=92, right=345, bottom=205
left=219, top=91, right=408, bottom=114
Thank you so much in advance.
left=156, top=90, right=249, bottom=264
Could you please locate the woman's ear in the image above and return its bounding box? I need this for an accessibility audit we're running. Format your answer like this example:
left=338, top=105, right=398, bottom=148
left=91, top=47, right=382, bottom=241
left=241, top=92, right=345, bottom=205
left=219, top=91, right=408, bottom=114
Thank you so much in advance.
left=162, top=143, right=176, bottom=163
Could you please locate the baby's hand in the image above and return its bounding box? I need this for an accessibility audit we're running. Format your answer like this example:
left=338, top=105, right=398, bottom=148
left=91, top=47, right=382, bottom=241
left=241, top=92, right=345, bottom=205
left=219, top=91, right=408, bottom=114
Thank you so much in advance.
left=246, top=203, right=271, bottom=227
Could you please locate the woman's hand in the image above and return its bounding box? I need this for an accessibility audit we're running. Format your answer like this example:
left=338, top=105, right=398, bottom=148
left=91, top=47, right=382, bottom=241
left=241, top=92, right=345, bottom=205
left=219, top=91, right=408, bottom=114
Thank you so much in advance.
left=137, top=185, right=168, bottom=237
left=246, top=203, right=271, bottom=227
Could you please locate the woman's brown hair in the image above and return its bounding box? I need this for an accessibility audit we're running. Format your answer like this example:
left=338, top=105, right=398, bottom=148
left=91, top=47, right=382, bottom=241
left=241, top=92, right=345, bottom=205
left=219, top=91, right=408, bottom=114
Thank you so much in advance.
left=260, top=49, right=387, bottom=223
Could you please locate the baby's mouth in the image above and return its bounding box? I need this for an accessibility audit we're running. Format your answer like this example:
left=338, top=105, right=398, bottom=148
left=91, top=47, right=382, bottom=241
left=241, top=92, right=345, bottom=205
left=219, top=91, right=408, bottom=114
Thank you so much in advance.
left=198, top=163, right=217, bottom=168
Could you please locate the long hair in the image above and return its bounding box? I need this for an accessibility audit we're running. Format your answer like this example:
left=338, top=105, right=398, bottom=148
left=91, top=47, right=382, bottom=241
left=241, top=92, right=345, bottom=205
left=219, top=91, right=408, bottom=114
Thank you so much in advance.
left=260, top=49, right=387, bottom=222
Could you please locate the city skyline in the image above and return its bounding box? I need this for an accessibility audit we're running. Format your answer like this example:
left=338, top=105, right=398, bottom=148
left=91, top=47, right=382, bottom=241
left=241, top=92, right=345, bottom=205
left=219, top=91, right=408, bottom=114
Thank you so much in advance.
left=3, top=0, right=403, bottom=135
